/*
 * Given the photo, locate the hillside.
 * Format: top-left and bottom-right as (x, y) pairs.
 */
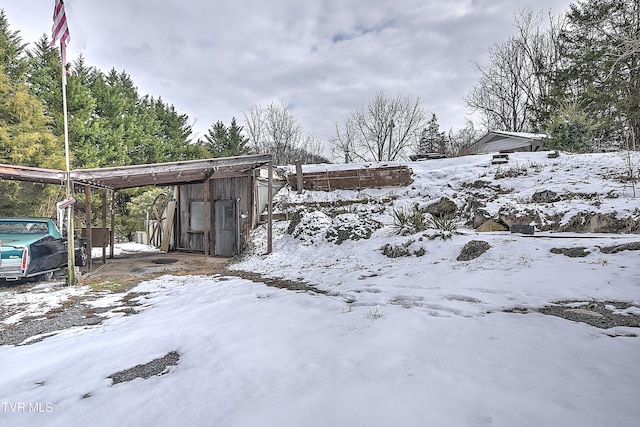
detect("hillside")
(275, 151), (640, 235)
(233, 150), (640, 321)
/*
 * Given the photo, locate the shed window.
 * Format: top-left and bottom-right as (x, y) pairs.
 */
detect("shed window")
(222, 205), (235, 231)
(190, 201), (205, 232)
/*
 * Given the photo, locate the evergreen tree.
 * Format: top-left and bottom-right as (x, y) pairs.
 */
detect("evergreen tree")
(553, 0), (640, 150)
(0, 10), (29, 83)
(26, 36), (62, 123)
(227, 117), (252, 156)
(146, 97), (199, 161)
(0, 66), (65, 215)
(202, 117), (252, 157)
(544, 101), (599, 153)
(418, 114), (447, 154)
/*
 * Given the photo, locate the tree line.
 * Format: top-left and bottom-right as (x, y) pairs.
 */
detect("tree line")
(466, 0), (639, 153)
(0, 9), (328, 231)
(332, 0), (638, 160)
(0, 0), (637, 226)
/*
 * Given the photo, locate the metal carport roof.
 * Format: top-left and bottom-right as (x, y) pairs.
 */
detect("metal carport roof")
(0, 154), (272, 190)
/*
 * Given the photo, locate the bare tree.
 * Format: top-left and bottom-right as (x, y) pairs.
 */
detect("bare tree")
(466, 7), (565, 133)
(330, 118), (358, 163)
(466, 37), (535, 132)
(448, 120), (481, 156)
(514, 8), (566, 129)
(242, 102), (324, 164)
(331, 91), (427, 162)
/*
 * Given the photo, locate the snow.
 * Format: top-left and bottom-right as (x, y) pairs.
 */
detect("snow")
(90, 242), (161, 259)
(1, 151), (639, 426)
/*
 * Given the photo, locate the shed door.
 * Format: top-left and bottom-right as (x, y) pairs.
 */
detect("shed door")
(215, 200), (237, 257)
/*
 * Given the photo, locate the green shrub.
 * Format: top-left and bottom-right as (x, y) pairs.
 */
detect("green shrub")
(428, 214), (458, 232)
(391, 207), (427, 236)
(424, 214), (460, 240)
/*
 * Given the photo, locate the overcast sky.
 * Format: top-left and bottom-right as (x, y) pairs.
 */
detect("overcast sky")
(2, 0), (573, 149)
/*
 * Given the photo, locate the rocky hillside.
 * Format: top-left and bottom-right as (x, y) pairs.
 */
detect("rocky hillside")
(272, 151), (639, 241)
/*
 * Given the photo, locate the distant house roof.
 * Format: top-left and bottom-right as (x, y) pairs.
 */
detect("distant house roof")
(469, 131), (548, 154)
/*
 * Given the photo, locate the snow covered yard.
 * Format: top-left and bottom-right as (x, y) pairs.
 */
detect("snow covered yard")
(1, 152), (639, 426)
(0, 268), (638, 426)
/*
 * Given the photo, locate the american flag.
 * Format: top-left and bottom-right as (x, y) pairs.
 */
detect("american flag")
(50, 0), (70, 47)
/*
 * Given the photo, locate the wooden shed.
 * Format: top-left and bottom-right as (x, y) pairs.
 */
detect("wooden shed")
(176, 177), (254, 256)
(0, 154), (274, 266)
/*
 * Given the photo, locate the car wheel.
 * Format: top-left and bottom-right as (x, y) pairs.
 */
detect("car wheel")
(75, 246), (88, 267)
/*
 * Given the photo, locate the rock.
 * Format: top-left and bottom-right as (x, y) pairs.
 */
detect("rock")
(476, 219), (508, 232)
(473, 210), (491, 229)
(531, 190), (561, 203)
(498, 207), (550, 230)
(381, 244), (411, 258)
(566, 308), (603, 318)
(560, 212), (640, 233)
(599, 241), (640, 254)
(425, 197), (458, 217)
(550, 247), (590, 258)
(457, 240), (491, 261)
(325, 214), (381, 245)
(511, 224), (535, 234)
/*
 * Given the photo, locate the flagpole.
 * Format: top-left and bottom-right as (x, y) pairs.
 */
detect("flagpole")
(61, 40), (75, 286)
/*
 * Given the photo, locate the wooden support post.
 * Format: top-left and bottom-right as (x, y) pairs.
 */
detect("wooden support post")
(110, 190), (115, 259)
(84, 185), (93, 271)
(161, 201), (176, 253)
(267, 161), (273, 254)
(203, 181), (210, 256)
(101, 189), (107, 264)
(295, 160), (303, 194)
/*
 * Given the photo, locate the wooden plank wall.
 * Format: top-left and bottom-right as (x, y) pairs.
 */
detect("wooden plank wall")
(287, 165), (413, 191)
(177, 183), (205, 252)
(177, 177), (252, 254)
(213, 176), (251, 249)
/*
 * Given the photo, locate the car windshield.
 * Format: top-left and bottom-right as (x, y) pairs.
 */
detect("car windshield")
(0, 222), (49, 234)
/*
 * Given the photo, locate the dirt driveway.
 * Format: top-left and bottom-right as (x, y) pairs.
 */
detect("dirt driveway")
(79, 252), (231, 287)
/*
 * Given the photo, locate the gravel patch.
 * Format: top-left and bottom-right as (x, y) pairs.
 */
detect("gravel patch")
(0, 301), (102, 346)
(108, 351), (180, 385)
(507, 300), (640, 335)
(0, 290), (149, 346)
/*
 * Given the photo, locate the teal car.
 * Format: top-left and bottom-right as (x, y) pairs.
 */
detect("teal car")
(0, 218), (87, 282)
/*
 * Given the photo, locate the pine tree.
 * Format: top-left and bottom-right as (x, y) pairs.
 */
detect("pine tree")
(0, 10), (29, 83)
(553, 0), (639, 150)
(545, 101), (598, 153)
(202, 117), (252, 158)
(147, 97), (198, 162)
(418, 114), (447, 155)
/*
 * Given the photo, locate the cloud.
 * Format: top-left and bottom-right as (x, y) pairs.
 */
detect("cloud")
(2, 0), (574, 149)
